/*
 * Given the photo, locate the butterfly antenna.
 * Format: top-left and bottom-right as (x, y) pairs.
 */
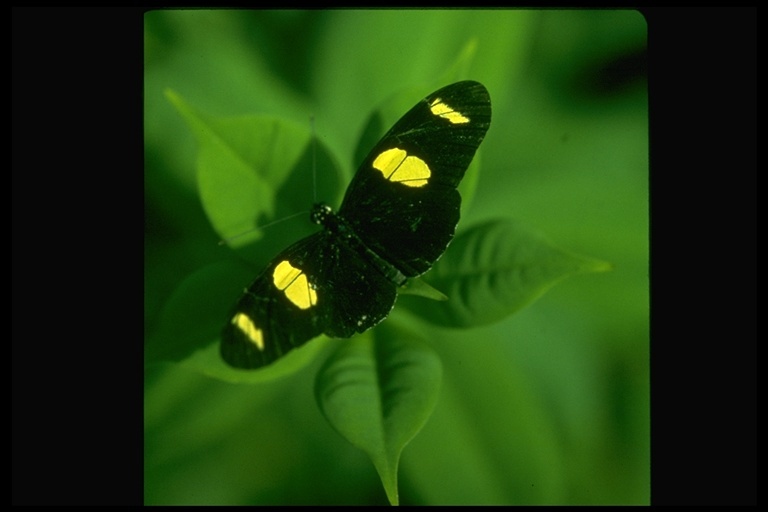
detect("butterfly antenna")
(218, 210), (309, 246)
(310, 114), (318, 204)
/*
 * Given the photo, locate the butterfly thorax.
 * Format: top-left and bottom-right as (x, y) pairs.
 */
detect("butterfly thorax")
(310, 202), (407, 286)
(310, 202), (334, 226)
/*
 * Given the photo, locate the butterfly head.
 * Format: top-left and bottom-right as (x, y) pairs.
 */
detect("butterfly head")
(310, 202), (334, 226)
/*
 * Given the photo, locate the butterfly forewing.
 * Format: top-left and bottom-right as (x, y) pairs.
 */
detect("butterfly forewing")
(221, 233), (326, 368)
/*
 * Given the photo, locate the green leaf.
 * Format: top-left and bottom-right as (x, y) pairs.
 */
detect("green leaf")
(398, 277), (449, 302)
(400, 219), (613, 328)
(165, 88), (345, 261)
(436, 38), (480, 86)
(315, 326), (443, 505)
(145, 260), (240, 366)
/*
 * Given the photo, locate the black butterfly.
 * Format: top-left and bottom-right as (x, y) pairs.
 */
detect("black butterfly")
(221, 81), (492, 369)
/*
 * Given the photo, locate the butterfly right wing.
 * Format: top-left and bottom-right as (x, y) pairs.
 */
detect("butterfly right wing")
(339, 81), (492, 277)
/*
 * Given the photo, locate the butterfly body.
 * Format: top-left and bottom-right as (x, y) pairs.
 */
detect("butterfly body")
(312, 203), (410, 287)
(222, 81), (491, 369)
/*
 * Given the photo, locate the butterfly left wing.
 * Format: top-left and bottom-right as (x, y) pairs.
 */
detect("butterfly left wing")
(221, 229), (398, 369)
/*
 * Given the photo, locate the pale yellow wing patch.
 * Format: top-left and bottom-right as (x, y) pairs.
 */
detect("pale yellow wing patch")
(231, 312), (265, 351)
(429, 97), (470, 124)
(372, 148), (430, 188)
(273, 260), (318, 310)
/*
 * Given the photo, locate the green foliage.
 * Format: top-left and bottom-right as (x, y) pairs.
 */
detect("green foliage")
(401, 219), (612, 328)
(315, 327), (442, 506)
(153, 80), (609, 503)
(145, 9), (648, 506)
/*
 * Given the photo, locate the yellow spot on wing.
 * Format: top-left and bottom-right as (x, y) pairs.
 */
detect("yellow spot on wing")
(273, 260), (318, 309)
(429, 97), (469, 124)
(373, 148), (430, 188)
(232, 312), (264, 351)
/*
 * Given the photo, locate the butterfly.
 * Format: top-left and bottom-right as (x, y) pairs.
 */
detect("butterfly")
(221, 80), (491, 369)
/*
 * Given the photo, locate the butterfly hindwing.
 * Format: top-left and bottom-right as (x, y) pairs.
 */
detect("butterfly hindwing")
(221, 81), (491, 369)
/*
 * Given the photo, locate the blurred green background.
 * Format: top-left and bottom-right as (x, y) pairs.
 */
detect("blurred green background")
(144, 9), (648, 505)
